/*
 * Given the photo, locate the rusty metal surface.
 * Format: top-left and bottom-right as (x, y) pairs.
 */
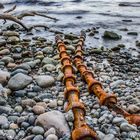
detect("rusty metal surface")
(74, 31), (140, 126)
(55, 35), (99, 140)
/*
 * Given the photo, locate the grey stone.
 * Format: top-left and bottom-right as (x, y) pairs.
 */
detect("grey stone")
(112, 117), (127, 125)
(110, 80), (125, 89)
(15, 63), (31, 71)
(0, 106), (13, 115)
(43, 64), (56, 72)
(8, 115), (19, 123)
(120, 123), (137, 131)
(32, 126), (44, 135)
(42, 47), (53, 54)
(34, 75), (55, 88)
(96, 131), (105, 140)
(0, 96), (6, 105)
(103, 134), (115, 140)
(0, 116), (8, 126)
(44, 127), (56, 138)
(6, 129), (16, 140)
(0, 38), (6, 46)
(8, 73), (32, 90)
(11, 69), (28, 76)
(49, 100), (57, 108)
(65, 110), (74, 122)
(1, 56), (14, 64)
(14, 90), (27, 97)
(127, 104), (140, 113)
(33, 135), (43, 140)
(14, 105), (23, 113)
(35, 111), (70, 137)
(46, 134), (58, 140)
(42, 57), (58, 65)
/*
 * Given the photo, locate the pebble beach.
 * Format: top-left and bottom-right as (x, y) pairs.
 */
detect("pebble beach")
(0, 0), (140, 140)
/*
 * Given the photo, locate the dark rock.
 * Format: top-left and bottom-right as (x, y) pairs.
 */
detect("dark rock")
(0, 3), (4, 9)
(0, 96), (6, 105)
(103, 31), (122, 40)
(136, 41), (140, 47)
(122, 19), (132, 22)
(127, 32), (138, 36)
(14, 90), (27, 97)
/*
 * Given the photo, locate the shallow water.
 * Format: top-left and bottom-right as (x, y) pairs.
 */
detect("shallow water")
(0, 0), (140, 50)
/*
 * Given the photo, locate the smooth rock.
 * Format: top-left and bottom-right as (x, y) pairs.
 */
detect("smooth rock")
(3, 31), (19, 37)
(35, 111), (70, 137)
(0, 41), (6, 47)
(49, 100), (57, 108)
(6, 129), (16, 140)
(32, 126), (44, 135)
(0, 49), (10, 55)
(0, 106), (13, 115)
(1, 56), (14, 64)
(127, 104), (140, 113)
(44, 128), (56, 138)
(42, 47), (53, 54)
(8, 73), (32, 90)
(0, 116), (8, 126)
(0, 96), (6, 105)
(57, 100), (63, 106)
(112, 117), (127, 125)
(14, 90), (27, 97)
(14, 105), (23, 113)
(33, 105), (45, 115)
(43, 64), (56, 72)
(104, 134), (115, 140)
(36, 102), (47, 108)
(120, 123), (137, 131)
(46, 134), (58, 140)
(0, 70), (10, 86)
(34, 75), (55, 88)
(110, 80), (125, 89)
(33, 135), (43, 140)
(42, 57), (58, 65)
(7, 36), (20, 44)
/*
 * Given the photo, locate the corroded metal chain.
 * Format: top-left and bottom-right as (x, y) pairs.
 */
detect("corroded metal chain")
(73, 31), (140, 126)
(55, 35), (99, 140)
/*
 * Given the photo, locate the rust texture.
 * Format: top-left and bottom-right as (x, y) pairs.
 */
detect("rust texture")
(55, 35), (99, 140)
(74, 31), (140, 126)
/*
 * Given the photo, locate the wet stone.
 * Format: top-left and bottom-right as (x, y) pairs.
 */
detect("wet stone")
(103, 31), (122, 40)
